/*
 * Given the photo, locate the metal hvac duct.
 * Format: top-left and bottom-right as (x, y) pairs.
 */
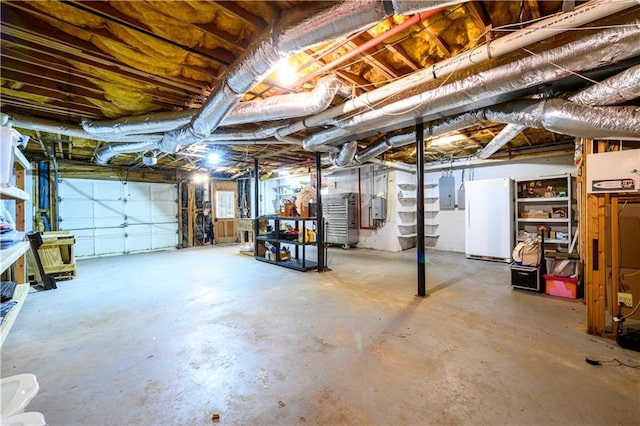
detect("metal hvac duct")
(303, 20), (640, 152)
(330, 141), (358, 167)
(485, 99), (640, 140)
(82, 75), (348, 136)
(89, 0), (452, 164)
(94, 141), (159, 165)
(478, 64), (640, 158)
(354, 110), (486, 163)
(157, 0), (393, 154)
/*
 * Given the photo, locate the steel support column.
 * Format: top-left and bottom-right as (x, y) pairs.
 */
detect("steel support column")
(416, 121), (427, 297)
(316, 152), (325, 272)
(253, 157), (259, 257)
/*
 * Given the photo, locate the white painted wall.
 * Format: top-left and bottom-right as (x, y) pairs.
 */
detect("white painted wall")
(427, 155), (575, 253)
(258, 154), (575, 254)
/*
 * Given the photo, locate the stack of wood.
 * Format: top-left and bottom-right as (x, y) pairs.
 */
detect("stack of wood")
(37, 231), (76, 280)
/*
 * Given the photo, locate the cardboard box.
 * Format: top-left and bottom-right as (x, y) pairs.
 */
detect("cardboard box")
(544, 275), (580, 299)
(521, 211), (550, 218)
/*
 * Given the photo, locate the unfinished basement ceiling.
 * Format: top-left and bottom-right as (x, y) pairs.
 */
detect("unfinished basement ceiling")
(1, 1), (639, 177)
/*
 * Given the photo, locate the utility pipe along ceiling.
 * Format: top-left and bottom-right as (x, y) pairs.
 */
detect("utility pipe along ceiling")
(1, 0), (639, 177)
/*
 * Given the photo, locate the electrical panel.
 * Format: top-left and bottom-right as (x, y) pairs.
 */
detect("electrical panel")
(372, 197), (386, 220)
(439, 175), (455, 210)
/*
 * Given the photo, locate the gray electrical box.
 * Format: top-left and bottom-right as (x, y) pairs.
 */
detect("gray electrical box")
(439, 175), (456, 210)
(372, 197), (387, 220)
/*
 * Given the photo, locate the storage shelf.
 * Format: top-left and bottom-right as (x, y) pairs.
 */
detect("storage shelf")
(515, 174), (577, 253)
(0, 283), (29, 346)
(256, 236), (316, 246)
(517, 237), (569, 244)
(0, 185), (30, 201)
(516, 218), (570, 223)
(398, 233), (417, 238)
(256, 256), (318, 272)
(424, 234), (440, 238)
(398, 183), (416, 191)
(516, 197), (569, 203)
(258, 215), (317, 221)
(14, 149), (31, 170)
(0, 242), (30, 274)
(424, 183), (438, 188)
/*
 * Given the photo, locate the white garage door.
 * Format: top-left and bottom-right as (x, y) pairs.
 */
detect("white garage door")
(58, 178), (178, 257)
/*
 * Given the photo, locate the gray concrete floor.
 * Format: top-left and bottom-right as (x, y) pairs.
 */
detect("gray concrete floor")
(2, 245), (639, 425)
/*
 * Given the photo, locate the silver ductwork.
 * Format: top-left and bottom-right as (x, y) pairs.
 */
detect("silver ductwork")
(82, 75), (348, 136)
(478, 64), (640, 159)
(354, 110), (486, 163)
(9, 113), (163, 143)
(161, 0), (391, 153)
(87, 0), (458, 163)
(330, 141), (358, 167)
(304, 20), (640, 152)
(569, 64), (640, 106)
(222, 75), (349, 125)
(476, 124), (525, 159)
(94, 141), (158, 165)
(485, 99), (640, 140)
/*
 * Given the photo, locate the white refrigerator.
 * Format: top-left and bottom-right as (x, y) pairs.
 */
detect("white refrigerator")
(464, 178), (513, 262)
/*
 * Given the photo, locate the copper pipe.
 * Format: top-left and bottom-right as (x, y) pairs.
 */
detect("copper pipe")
(286, 7), (446, 90)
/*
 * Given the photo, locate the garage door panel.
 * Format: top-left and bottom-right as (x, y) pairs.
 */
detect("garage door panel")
(151, 201), (177, 219)
(152, 184), (177, 201)
(59, 179), (94, 199)
(59, 178), (177, 258)
(96, 181), (124, 200)
(152, 225), (178, 249)
(94, 201), (124, 218)
(93, 217), (124, 228)
(72, 229), (96, 257)
(126, 201), (151, 219)
(60, 218), (93, 231)
(125, 182), (151, 200)
(59, 200), (94, 220)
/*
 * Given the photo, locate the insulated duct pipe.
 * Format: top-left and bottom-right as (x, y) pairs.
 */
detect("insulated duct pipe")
(485, 99), (640, 140)
(478, 64), (640, 158)
(305, 19), (640, 154)
(9, 113), (163, 143)
(330, 141), (358, 167)
(94, 141), (158, 165)
(87, 1), (452, 163)
(353, 110), (486, 163)
(157, 0), (405, 153)
(277, 0), (638, 140)
(569, 64), (640, 106)
(82, 75), (348, 136)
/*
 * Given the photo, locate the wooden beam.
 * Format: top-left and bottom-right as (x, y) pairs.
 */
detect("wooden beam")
(0, 13), (207, 94)
(384, 44), (419, 71)
(23, 1), (235, 64)
(210, 1), (267, 30)
(527, 0), (542, 19)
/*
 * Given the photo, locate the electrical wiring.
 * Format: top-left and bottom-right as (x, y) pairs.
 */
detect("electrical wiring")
(585, 357), (640, 368)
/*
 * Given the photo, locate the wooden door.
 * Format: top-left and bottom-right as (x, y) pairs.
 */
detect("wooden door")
(212, 180), (237, 243)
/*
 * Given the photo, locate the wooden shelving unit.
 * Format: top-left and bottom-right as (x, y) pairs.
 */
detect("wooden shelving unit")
(1, 146), (31, 346)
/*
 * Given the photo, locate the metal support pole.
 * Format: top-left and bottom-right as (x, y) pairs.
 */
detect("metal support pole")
(416, 120), (427, 297)
(315, 152), (324, 272)
(253, 157), (259, 257)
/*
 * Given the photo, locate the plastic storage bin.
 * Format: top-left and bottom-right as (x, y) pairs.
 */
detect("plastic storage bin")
(545, 257), (579, 277)
(544, 275), (580, 298)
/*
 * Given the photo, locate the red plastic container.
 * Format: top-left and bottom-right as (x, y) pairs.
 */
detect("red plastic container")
(544, 275), (580, 299)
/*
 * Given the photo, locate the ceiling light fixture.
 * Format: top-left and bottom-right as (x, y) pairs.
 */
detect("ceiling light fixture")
(192, 173), (209, 184)
(274, 59), (298, 88)
(207, 152), (220, 165)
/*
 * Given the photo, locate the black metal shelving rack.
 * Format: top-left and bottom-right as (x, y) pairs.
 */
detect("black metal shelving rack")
(253, 153), (325, 272)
